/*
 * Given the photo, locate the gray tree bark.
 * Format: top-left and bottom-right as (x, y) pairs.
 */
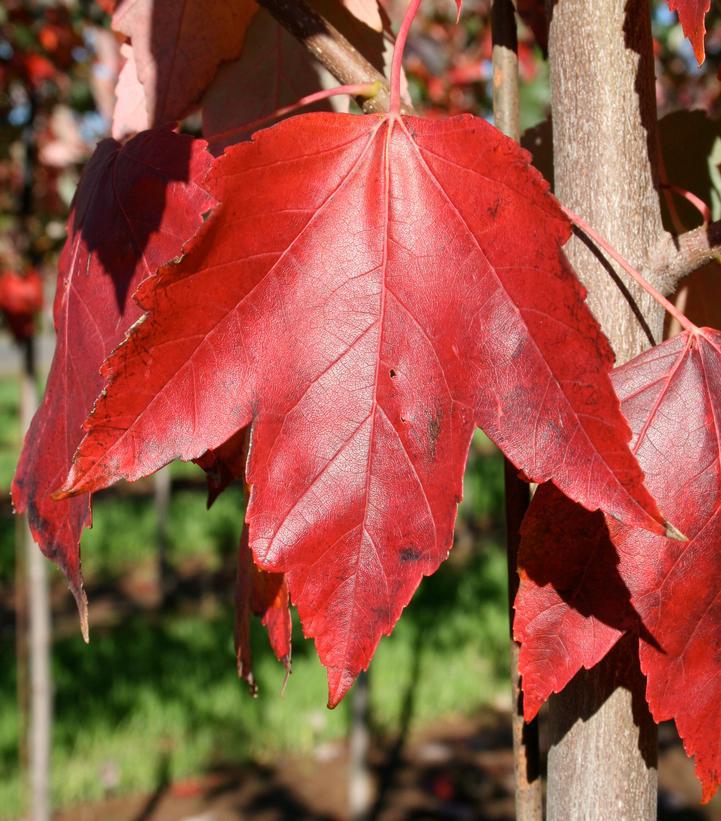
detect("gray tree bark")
(546, 0), (667, 816)
(153, 467), (172, 604)
(20, 339), (52, 821)
(349, 670), (372, 820)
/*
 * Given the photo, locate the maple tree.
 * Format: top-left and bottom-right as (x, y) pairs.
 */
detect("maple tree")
(11, 0), (721, 816)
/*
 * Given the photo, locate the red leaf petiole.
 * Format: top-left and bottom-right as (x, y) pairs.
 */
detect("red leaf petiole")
(562, 205), (699, 336)
(662, 183), (712, 223)
(209, 82), (382, 145)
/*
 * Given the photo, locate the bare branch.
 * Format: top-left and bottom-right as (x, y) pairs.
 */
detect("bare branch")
(647, 221), (721, 293)
(257, 0), (411, 114)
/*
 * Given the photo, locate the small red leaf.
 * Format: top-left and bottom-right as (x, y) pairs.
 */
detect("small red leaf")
(195, 428), (249, 509)
(615, 329), (721, 801)
(235, 526), (292, 695)
(11, 129), (213, 621)
(516, 329), (721, 800)
(0, 268), (43, 341)
(668, 0), (710, 63)
(62, 112), (664, 703)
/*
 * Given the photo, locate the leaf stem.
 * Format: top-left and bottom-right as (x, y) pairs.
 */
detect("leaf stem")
(210, 82), (381, 145)
(562, 205), (699, 335)
(662, 183), (712, 223)
(390, 0), (423, 115)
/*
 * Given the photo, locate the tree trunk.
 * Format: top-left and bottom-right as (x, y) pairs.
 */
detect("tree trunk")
(20, 338), (52, 821)
(153, 467), (172, 605)
(349, 670), (372, 820)
(491, 2), (542, 817)
(546, 0), (666, 816)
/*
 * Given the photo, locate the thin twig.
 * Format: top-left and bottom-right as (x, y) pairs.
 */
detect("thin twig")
(564, 205), (699, 335)
(389, 0), (421, 115)
(491, 1), (543, 818)
(209, 82), (380, 143)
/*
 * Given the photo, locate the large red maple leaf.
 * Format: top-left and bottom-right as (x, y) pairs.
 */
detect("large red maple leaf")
(516, 328), (721, 800)
(60, 111), (666, 704)
(11, 129), (213, 626)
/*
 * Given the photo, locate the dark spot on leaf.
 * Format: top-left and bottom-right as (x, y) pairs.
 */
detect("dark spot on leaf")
(389, 369), (396, 378)
(428, 413), (441, 459)
(400, 547), (422, 562)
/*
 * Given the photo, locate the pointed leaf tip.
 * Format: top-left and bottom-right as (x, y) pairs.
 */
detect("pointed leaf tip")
(75, 586), (89, 644)
(667, 0), (709, 65)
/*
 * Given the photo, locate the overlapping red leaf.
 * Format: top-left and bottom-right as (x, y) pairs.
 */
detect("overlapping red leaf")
(516, 328), (721, 800)
(112, 0), (257, 127)
(196, 429), (293, 687)
(195, 428), (250, 509)
(60, 111), (664, 704)
(514, 482), (633, 719)
(11, 129), (213, 624)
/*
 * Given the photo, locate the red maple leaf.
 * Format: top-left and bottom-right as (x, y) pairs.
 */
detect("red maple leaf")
(58, 111), (668, 704)
(516, 328), (721, 800)
(112, 0), (257, 127)
(11, 129), (213, 627)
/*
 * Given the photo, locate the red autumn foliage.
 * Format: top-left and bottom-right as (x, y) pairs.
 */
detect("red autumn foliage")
(10, 0), (721, 802)
(235, 527), (292, 695)
(11, 129), (213, 626)
(0, 268), (43, 341)
(516, 328), (721, 800)
(58, 110), (665, 704)
(668, 0), (710, 63)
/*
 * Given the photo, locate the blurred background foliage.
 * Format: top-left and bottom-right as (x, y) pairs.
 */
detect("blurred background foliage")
(1, 0), (720, 816)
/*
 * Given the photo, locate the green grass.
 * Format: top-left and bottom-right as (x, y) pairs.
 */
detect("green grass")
(0, 537), (508, 818)
(0, 377), (20, 495)
(79, 483), (245, 581)
(0, 372), (509, 817)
